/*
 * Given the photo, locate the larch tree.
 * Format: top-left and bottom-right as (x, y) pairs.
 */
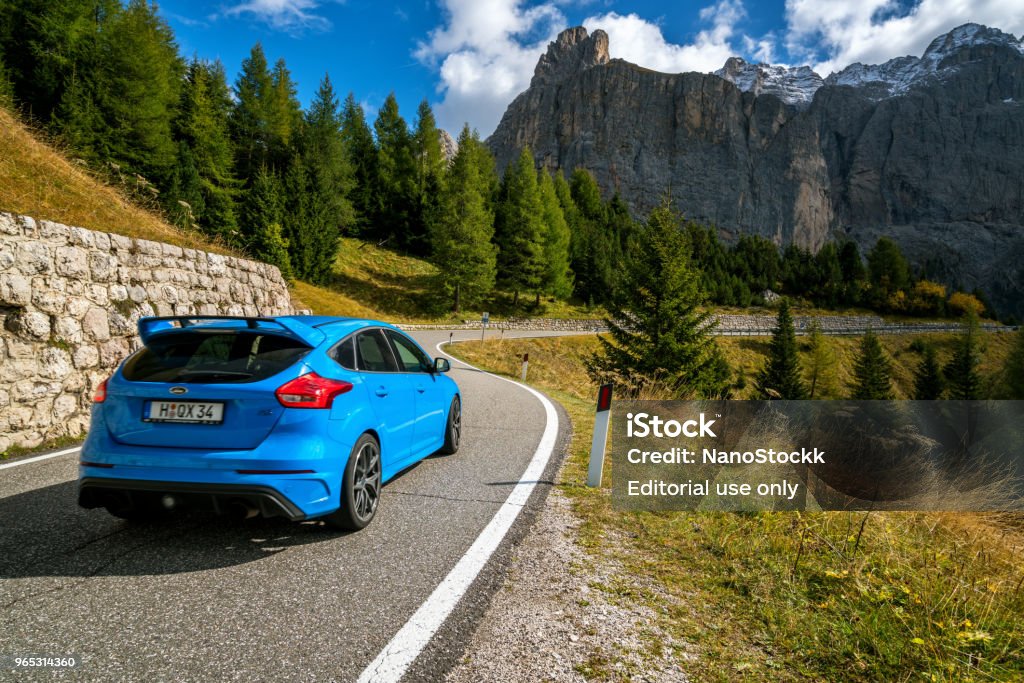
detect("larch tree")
(429, 124), (497, 313)
(173, 58), (239, 240)
(536, 169), (573, 300)
(411, 99), (446, 256)
(340, 92), (379, 238)
(231, 43), (274, 182)
(373, 93), (417, 249)
(849, 329), (894, 399)
(493, 147), (546, 306)
(755, 299), (808, 399)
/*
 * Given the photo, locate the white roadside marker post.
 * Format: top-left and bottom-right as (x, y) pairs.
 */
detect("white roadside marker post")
(520, 353), (529, 381)
(481, 311), (489, 341)
(587, 384), (613, 488)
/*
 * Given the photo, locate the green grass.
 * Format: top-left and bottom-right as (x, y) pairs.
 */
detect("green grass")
(447, 334), (1024, 682)
(293, 237), (606, 323)
(0, 433), (85, 460)
(0, 108), (232, 253)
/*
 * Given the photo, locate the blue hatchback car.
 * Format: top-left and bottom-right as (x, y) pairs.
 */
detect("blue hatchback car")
(77, 315), (461, 530)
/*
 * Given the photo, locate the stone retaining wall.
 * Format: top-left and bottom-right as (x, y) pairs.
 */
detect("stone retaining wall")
(0, 212), (293, 453)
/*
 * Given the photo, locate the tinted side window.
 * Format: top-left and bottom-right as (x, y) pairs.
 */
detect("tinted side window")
(332, 336), (356, 370)
(386, 330), (431, 372)
(355, 330), (399, 372)
(122, 332), (310, 383)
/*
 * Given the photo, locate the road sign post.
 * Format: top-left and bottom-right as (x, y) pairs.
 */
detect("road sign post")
(587, 384), (613, 488)
(520, 353), (529, 381)
(481, 312), (489, 341)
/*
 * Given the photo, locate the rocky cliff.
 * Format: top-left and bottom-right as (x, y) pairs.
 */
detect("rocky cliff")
(488, 24), (1024, 318)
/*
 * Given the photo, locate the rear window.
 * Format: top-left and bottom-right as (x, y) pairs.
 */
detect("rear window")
(122, 331), (310, 383)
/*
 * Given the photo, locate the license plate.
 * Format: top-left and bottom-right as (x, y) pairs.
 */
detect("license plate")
(144, 400), (224, 424)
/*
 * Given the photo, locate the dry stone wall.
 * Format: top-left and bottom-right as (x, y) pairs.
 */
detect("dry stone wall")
(0, 212), (294, 453)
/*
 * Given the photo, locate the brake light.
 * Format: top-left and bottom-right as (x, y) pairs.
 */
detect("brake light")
(275, 372), (353, 409)
(92, 377), (109, 403)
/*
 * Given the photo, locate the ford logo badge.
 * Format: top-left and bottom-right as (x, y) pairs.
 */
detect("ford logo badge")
(169, 386), (188, 395)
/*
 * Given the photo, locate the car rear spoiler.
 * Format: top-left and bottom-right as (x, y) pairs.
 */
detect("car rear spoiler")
(137, 316), (326, 347)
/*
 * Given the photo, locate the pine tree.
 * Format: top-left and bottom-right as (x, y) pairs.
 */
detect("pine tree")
(850, 329), (893, 399)
(867, 237), (911, 308)
(94, 0), (182, 186)
(755, 300), (808, 399)
(286, 74), (354, 283)
(165, 141), (204, 231)
(175, 58), (239, 239)
(945, 315), (983, 399)
(231, 43), (274, 182)
(241, 165), (291, 277)
(494, 148), (546, 306)
(411, 99), (446, 255)
(429, 125), (497, 313)
(266, 57), (302, 168)
(804, 318), (838, 398)
(373, 93), (416, 249)
(999, 327), (1024, 399)
(587, 199), (728, 398)
(567, 169), (614, 305)
(913, 345), (945, 399)
(536, 169), (573, 300)
(341, 93), (379, 237)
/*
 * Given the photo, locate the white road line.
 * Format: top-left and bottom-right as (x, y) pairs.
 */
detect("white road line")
(0, 446), (81, 470)
(357, 339), (560, 683)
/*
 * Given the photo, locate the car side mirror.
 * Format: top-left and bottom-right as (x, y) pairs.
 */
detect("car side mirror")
(433, 357), (451, 373)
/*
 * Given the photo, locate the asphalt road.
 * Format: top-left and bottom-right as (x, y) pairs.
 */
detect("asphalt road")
(0, 329), (583, 682)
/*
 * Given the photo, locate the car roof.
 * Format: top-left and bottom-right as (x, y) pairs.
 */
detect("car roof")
(274, 315), (401, 338)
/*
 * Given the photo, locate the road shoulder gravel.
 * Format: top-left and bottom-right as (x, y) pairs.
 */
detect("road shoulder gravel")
(445, 480), (695, 682)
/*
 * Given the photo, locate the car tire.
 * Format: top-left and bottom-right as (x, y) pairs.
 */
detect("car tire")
(326, 433), (381, 531)
(438, 396), (461, 455)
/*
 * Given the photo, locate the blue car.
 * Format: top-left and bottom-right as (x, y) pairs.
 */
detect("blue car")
(77, 315), (461, 531)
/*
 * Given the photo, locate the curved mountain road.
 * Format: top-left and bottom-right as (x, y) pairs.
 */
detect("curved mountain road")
(0, 329), (584, 682)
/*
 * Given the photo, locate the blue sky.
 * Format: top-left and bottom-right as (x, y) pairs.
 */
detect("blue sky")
(158, 0), (1024, 136)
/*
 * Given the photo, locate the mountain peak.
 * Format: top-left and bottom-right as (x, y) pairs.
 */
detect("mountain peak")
(714, 57), (823, 107)
(531, 27), (609, 87)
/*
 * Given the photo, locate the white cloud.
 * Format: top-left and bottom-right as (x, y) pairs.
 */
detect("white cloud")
(784, 0), (1024, 75)
(222, 0), (333, 34)
(416, 0), (567, 136)
(420, 0), (754, 136)
(583, 2), (745, 74)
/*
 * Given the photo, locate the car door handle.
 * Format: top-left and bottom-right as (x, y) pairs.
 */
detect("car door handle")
(415, 385), (426, 393)
(375, 386), (388, 397)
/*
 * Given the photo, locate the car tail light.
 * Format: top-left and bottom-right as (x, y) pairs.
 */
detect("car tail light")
(92, 377), (109, 403)
(275, 372), (353, 409)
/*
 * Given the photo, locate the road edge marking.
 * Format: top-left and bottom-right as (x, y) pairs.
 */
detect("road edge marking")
(0, 446), (81, 470)
(356, 339), (560, 683)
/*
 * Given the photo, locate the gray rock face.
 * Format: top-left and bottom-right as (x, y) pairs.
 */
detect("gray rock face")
(438, 128), (458, 163)
(488, 24), (1024, 318)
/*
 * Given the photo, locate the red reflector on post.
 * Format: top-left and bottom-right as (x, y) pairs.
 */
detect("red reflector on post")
(275, 372), (353, 409)
(596, 383), (613, 412)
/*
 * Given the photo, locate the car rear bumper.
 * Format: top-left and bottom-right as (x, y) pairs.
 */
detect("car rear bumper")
(78, 477), (308, 520)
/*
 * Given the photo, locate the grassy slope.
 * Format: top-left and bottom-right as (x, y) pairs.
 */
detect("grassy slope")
(0, 109), (219, 251)
(448, 333), (1024, 682)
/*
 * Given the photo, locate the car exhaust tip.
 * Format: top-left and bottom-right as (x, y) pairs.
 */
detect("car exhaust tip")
(161, 494), (176, 510)
(226, 499), (259, 520)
